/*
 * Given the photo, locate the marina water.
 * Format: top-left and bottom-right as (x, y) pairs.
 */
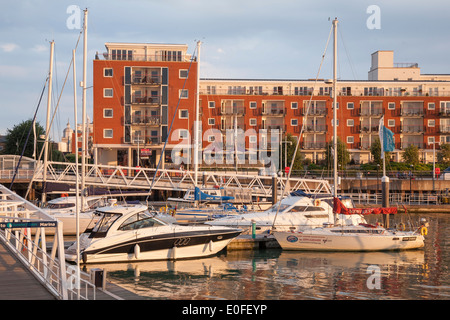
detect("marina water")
(82, 212), (449, 300)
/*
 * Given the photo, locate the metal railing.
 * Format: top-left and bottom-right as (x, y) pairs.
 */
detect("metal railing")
(30, 161), (332, 196)
(0, 184), (113, 300)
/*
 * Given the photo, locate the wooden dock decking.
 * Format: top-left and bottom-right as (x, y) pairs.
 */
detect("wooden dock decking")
(0, 241), (55, 300)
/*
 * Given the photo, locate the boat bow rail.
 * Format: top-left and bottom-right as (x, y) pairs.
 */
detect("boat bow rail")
(31, 160), (332, 196)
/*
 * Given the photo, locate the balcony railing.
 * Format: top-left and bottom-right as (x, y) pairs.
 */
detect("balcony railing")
(401, 125), (423, 133)
(401, 109), (424, 116)
(131, 135), (161, 145)
(302, 107), (327, 116)
(302, 142), (326, 149)
(131, 75), (161, 85)
(360, 108), (383, 116)
(220, 106), (245, 115)
(131, 116), (161, 126)
(131, 95), (161, 105)
(262, 107), (285, 116)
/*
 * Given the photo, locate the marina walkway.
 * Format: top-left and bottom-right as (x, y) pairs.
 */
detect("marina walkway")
(0, 241), (55, 300)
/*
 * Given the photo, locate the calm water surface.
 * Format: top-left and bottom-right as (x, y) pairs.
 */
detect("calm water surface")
(84, 213), (449, 300)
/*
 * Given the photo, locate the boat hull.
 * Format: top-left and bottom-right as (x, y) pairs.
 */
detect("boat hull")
(66, 229), (241, 263)
(273, 231), (425, 251)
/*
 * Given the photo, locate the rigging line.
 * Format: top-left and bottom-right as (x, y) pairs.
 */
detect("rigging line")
(145, 44), (199, 203)
(24, 35), (84, 200)
(10, 77), (49, 189)
(338, 25), (358, 81)
(271, 23), (333, 231)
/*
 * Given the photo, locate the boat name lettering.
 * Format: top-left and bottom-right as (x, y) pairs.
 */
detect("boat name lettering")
(174, 237), (191, 246)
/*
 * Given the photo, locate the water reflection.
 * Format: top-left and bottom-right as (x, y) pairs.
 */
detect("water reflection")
(83, 213), (449, 300)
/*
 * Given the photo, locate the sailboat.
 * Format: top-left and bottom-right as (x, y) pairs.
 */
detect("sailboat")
(272, 18), (426, 251)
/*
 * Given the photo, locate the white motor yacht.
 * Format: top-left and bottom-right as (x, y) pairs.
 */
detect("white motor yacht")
(206, 192), (364, 234)
(272, 197), (426, 252)
(65, 204), (242, 263)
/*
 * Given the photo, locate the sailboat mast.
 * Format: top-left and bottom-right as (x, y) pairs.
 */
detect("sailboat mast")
(81, 9), (88, 205)
(194, 40), (201, 186)
(42, 40), (54, 203)
(332, 18), (338, 197)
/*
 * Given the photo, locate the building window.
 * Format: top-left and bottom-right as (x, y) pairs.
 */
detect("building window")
(291, 119), (298, 126)
(428, 102), (435, 110)
(347, 119), (354, 127)
(103, 108), (113, 118)
(208, 118), (215, 125)
(428, 136), (435, 144)
(179, 89), (188, 99)
(249, 135), (257, 143)
(104, 68), (113, 77)
(104, 88), (113, 98)
(428, 119), (435, 127)
(207, 86), (216, 94)
(207, 135), (215, 142)
(291, 102), (298, 109)
(347, 102), (354, 110)
(347, 136), (354, 144)
(388, 102), (395, 110)
(249, 118), (257, 126)
(103, 129), (113, 138)
(179, 129), (189, 139)
(179, 109), (189, 119)
(250, 102), (257, 109)
(388, 119), (395, 127)
(179, 69), (188, 78)
(208, 101), (215, 109)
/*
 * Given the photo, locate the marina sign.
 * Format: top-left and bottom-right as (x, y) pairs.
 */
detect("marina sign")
(0, 221), (57, 229)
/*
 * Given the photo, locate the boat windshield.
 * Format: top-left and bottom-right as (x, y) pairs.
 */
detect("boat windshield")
(270, 203), (291, 213)
(118, 211), (166, 231)
(91, 213), (121, 236)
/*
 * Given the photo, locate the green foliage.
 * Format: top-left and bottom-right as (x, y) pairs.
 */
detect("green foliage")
(281, 134), (304, 171)
(437, 144), (450, 168)
(324, 136), (350, 169)
(370, 137), (391, 166)
(401, 144), (420, 165)
(2, 120), (45, 158)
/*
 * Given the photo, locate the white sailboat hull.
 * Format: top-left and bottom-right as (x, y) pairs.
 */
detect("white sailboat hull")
(273, 229), (424, 251)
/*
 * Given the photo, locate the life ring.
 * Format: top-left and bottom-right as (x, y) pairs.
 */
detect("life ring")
(420, 226), (428, 236)
(314, 199), (321, 207)
(398, 223), (406, 231)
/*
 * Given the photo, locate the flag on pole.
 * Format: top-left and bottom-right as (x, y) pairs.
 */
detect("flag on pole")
(379, 116), (395, 158)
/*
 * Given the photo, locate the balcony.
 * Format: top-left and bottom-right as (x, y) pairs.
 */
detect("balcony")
(131, 95), (161, 105)
(401, 125), (423, 134)
(360, 108), (383, 117)
(304, 125), (327, 133)
(130, 135), (161, 145)
(262, 107), (285, 116)
(131, 74), (161, 85)
(401, 109), (424, 116)
(131, 115), (161, 126)
(301, 142), (326, 150)
(302, 107), (327, 116)
(220, 106), (245, 115)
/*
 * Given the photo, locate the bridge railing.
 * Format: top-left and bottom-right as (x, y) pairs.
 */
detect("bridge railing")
(32, 161), (332, 196)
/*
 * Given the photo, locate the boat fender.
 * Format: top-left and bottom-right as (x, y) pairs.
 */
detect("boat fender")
(314, 199), (321, 206)
(420, 226), (428, 236)
(134, 244), (140, 259)
(209, 240), (213, 252)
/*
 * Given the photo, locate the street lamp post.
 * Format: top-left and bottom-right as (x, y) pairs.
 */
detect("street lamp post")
(410, 164), (413, 204)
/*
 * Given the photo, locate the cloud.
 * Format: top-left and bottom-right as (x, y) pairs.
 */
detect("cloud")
(0, 43), (19, 52)
(32, 44), (47, 53)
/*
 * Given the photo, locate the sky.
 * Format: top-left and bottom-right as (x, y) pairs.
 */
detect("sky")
(1, 0), (450, 141)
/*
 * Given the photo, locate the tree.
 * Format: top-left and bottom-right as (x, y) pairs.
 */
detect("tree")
(2, 120), (45, 158)
(437, 143), (450, 168)
(281, 134), (304, 172)
(402, 144), (420, 165)
(324, 137), (350, 170)
(370, 137), (391, 166)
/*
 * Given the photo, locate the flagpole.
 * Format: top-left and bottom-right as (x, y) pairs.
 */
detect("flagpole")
(380, 116), (390, 228)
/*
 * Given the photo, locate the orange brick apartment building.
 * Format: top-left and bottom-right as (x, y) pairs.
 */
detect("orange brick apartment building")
(92, 44), (450, 170)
